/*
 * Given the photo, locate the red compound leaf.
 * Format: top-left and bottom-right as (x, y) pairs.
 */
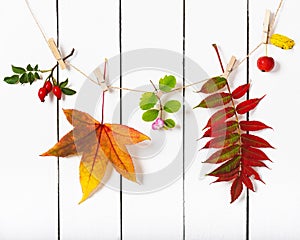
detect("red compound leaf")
(196, 75), (273, 203)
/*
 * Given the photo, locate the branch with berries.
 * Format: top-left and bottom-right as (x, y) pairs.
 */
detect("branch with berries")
(4, 49), (76, 102)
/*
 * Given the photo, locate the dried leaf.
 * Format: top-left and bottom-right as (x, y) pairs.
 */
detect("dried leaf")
(194, 92), (231, 108)
(201, 121), (238, 138)
(240, 120), (272, 131)
(203, 107), (235, 129)
(198, 80), (273, 203)
(242, 146), (270, 161)
(230, 177), (243, 203)
(204, 144), (240, 164)
(241, 134), (274, 148)
(243, 166), (265, 183)
(208, 155), (241, 176)
(243, 158), (269, 168)
(231, 84), (250, 99)
(241, 174), (254, 191)
(236, 95), (265, 115)
(41, 109), (150, 203)
(202, 133), (240, 149)
(270, 33), (295, 50)
(212, 168), (239, 183)
(198, 76), (227, 93)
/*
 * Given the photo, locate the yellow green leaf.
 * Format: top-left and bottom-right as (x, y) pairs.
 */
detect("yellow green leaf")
(270, 33), (295, 50)
(41, 109), (150, 203)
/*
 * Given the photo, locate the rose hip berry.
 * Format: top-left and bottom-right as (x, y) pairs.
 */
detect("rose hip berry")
(52, 86), (62, 100)
(44, 80), (53, 94)
(257, 56), (275, 72)
(38, 87), (47, 102)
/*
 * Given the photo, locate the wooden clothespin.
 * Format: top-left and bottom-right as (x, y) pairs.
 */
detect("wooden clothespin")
(93, 65), (109, 92)
(223, 56), (236, 79)
(48, 38), (66, 70)
(262, 9), (271, 44)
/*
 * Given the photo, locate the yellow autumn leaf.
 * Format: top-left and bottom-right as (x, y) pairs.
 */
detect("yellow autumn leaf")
(41, 109), (150, 203)
(270, 33), (295, 50)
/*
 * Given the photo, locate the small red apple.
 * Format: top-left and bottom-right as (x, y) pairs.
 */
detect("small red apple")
(257, 56), (275, 72)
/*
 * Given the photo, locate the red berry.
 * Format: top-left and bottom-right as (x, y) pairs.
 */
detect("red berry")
(38, 87), (47, 102)
(44, 81), (53, 94)
(257, 56), (275, 72)
(52, 86), (62, 100)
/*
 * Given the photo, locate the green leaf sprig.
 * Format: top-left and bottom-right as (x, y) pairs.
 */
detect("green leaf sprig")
(139, 75), (181, 130)
(4, 64), (41, 85)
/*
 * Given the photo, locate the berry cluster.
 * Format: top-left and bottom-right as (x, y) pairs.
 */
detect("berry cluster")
(3, 64), (76, 103)
(38, 78), (76, 102)
(38, 81), (63, 102)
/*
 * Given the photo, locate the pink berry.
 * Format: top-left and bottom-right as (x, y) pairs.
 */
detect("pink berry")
(152, 118), (164, 130)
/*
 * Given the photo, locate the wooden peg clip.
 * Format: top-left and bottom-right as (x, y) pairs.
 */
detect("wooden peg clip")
(48, 38), (66, 70)
(223, 56), (236, 79)
(93, 67), (109, 92)
(262, 9), (271, 44)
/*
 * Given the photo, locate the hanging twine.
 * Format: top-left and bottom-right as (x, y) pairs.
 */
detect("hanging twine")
(24, 0), (284, 96)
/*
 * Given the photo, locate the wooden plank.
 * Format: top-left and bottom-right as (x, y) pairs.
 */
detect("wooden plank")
(58, 0), (121, 239)
(121, 0), (184, 238)
(185, 0), (247, 238)
(249, 0), (300, 238)
(0, 0), (58, 239)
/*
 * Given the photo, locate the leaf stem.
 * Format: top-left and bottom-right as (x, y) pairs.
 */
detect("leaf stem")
(101, 59), (108, 125)
(212, 44), (225, 73)
(150, 80), (163, 119)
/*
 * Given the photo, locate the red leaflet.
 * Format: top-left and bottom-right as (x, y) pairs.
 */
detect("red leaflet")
(230, 177), (243, 203)
(201, 121), (238, 138)
(241, 174), (255, 191)
(243, 158), (269, 168)
(198, 76), (227, 93)
(236, 95), (265, 114)
(240, 120), (272, 131)
(241, 134), (274, 148)
(203, 107), (235, 129)
(208, 155), (241, 176)
(204, 144), (240, 164)
(243, 166), (265, 184)
(212, 168), (239, 183)
(242, 146), (270, 161)
(202, 133), (240, 149)
(232, 83), (250, 99)
(195, 92), (231, 108)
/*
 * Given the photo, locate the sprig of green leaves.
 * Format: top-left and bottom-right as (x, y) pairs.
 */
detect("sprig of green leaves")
(4, 64), (41, 85)
(139, 75), (181, 130)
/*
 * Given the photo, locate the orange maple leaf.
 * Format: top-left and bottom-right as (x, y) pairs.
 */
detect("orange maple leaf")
(41, 109), (150, 203)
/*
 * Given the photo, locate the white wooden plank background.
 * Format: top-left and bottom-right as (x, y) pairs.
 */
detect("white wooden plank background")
(0, 0), (299, 239)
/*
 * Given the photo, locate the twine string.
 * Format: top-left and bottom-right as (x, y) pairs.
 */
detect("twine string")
(24, 0), (49, 44)
(24, 0), (282, 96)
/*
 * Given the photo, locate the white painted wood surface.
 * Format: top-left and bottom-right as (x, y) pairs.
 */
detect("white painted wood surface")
(249, 1), (300, 239)
(0, 0), (299, 239)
